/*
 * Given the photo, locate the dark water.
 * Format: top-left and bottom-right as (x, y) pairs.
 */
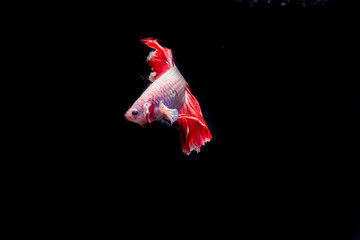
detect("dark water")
(20, 1), (359, 239)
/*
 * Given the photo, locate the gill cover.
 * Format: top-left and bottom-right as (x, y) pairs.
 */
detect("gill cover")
(143, 102), (154, 124)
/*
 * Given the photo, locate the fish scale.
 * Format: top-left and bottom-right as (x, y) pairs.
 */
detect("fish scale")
(141, 67), (186, 109)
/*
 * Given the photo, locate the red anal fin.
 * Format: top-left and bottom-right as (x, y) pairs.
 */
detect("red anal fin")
(175, 84), (212, 155)
(143, 102), (154, 124)
(178, 114), (206, 127)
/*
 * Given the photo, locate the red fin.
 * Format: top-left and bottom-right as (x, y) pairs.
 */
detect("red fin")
(140, 38), (174, 81)
(174, 84), (212, 155)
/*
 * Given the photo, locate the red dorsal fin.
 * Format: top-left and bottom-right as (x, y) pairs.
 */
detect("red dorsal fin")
(174, 84), (212, 155)
(140, 38), (174, 82)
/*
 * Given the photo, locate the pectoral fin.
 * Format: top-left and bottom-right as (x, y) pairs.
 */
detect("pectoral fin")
(158, 101), (178, 125)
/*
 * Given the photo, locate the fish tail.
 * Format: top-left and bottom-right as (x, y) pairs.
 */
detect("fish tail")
(140, 38), (174, 81)
(174, 84), (212, 155)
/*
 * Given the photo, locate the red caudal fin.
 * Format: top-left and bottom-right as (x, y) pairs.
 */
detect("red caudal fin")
(140, 38), (174, 82)
(174, 84), (212, 155)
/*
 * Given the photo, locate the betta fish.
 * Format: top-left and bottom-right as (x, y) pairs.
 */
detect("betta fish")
(124, 38), (211, 155)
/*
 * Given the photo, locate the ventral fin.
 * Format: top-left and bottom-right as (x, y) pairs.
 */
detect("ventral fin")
(158, 101), (178, 125)
(143, 102), (154, 124)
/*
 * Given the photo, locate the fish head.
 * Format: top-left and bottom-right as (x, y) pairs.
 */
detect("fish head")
(124, 102), (147, 127)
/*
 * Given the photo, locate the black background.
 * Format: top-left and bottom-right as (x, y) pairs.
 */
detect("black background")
(21, 1), (359, 239)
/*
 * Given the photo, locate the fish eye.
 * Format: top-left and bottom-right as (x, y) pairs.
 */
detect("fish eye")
(132, 109), (138, 116)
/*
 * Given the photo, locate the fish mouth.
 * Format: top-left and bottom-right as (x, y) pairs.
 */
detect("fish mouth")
(124, 112), (147, 128)
(124, 112), (133, 121)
